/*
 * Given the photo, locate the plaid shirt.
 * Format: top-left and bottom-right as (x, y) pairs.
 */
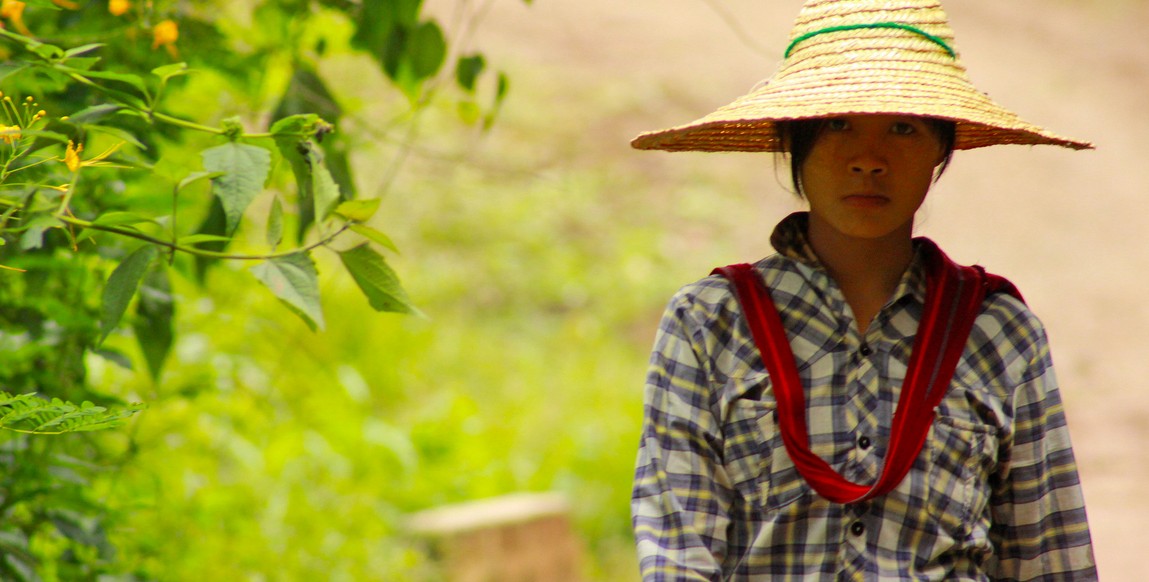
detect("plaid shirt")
(632, 213), (1096, 581)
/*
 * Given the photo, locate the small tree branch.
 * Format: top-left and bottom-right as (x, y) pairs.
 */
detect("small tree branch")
(53, 213), (354, 261)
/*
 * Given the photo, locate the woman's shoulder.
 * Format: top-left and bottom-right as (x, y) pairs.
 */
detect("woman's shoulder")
(979, 285), (1045, 334)
(665, 254), (796, 315)
(969, 284), (1054, 377)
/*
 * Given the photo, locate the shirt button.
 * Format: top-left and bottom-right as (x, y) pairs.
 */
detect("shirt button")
(859, 344), (873, 357)
(858, 436), (872, 450)
(850, 521), (866, 536)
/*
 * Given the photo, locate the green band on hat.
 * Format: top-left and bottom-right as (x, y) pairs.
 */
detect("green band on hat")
(784, 22), (956, 59)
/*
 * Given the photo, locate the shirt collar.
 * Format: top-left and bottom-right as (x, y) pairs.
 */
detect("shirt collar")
(768, 211), (927, 336)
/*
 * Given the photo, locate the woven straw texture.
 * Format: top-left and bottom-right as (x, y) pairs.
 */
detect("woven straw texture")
(631, 0), (1091, 152)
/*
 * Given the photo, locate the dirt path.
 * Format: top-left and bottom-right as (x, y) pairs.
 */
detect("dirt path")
(473, 0), (1149, 578)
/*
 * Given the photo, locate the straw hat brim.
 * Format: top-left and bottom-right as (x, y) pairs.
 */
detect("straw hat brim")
(631, 1), (1093, 153)
(632, 91), (1093, 152)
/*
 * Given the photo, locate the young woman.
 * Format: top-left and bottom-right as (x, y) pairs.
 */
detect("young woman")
(629, 1), (1097, 580)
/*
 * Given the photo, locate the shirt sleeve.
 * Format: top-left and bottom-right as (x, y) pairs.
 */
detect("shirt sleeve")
(632, 291), (736, 582)
(987, 329), (1097, 581)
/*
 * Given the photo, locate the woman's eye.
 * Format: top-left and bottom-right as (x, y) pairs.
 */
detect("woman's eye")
(891, 122), (916, 135)
(826, 118), (849, 131)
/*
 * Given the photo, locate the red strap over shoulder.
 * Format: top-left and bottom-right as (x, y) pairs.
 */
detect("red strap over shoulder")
(713, 239), (1021, 504)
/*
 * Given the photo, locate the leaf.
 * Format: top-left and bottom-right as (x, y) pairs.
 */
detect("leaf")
(61, 57), (100, 71)
(48, 65), (146, 109)
(201, 142), (272, 235)
(338, 244), (419, 315)
(349, 223), (399, 254)
(86, 124), (147, 150)
(322, 143), (357, 203)
(251, 253), (325, 331)
(267, 196), (284, 250)
(334, 199), (380, 222)
(409, 21), (447, 80)
(271, 116), (319, 242)
(177, 170), (220, 192)
(456, 54), (485, 92)
(66, 104), (124, 125)
(63, 43), (106, 58)
(496, 71), (510, 101)
(484, 72), (511, 130)
(351, 0), (423, 57)
(313, 160), (341, 222)
(19, 215), (62, 250)
(59, 66), (147, 94)
(99, 246), (159, 344)
(175, 233), (232, 246)
(32, 43), (65, 60)
(270, 69), (357, 202)
(133, 267), (174, 380)
(93, 348), (133, 370)
(269, 113), (323, 138)
(152, 62), (189, 82)
(0, 392), (145, 435)
(271, 116), (342, 225)
(91, 211), (157, 229)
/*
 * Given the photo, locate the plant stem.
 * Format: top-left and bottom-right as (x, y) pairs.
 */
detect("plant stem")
(53, 212), (353, 261)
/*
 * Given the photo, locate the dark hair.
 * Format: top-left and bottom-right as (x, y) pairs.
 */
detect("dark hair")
(777, 117), (957, 197)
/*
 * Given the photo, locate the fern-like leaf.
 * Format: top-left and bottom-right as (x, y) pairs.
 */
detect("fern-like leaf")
(0, 393), (144, 435)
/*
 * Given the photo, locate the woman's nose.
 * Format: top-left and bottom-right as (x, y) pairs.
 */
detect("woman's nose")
(849, 154), (887, 176)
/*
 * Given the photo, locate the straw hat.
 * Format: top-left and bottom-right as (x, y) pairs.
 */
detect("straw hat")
(631, 0), (1091, 152)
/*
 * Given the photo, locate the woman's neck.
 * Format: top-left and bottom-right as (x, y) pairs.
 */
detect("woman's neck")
(806, 215), (914, 334)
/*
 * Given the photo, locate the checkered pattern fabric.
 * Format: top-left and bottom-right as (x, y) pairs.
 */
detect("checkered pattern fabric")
(632, 213), (1096, 580)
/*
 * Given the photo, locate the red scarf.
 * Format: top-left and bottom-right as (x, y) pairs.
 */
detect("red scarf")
(713, 239), (1021, 504)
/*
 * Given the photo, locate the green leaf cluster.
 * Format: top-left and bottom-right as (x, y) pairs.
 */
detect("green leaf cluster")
(0, 0), (530, 577)
(0, 392), (143, 435)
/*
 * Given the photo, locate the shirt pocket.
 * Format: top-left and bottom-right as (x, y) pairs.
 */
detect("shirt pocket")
(924, 414), (998, 534)
(721, 393), (806, 512)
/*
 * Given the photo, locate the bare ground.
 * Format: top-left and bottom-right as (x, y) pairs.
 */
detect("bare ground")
(468, 0), (1149, 578)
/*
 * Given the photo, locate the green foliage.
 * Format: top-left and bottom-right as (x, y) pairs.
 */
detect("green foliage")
(0, 392), (143, 435)
(251, 252), (325, 332)
(0, 0), (529, 577)
(99, 245), (158, 344)
(200, 140), (272, 236)
(339, 244), (419, 316)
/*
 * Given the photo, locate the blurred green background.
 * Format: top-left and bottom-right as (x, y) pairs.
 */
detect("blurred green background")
(60, 1), (744, 578)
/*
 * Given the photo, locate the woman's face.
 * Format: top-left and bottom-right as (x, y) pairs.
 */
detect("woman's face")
(800, 114), (945, 241)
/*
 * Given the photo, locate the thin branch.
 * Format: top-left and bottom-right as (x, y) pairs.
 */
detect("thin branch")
(54, 215), (354, 261)
(697, 0), (773, 57)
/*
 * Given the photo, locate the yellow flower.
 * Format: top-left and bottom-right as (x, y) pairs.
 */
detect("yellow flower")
(64, 141), (83, 172)
(0, 0), (24, 20)
(152, 19), (179, 58)
(0, 0), (30, 36)
(108, 0), (130, 16)
(63, 140), (126, 173)
(0, 125), (20, 145)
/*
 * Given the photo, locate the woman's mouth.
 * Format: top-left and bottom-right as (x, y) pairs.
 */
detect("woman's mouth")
(842, 193), (890, 208)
